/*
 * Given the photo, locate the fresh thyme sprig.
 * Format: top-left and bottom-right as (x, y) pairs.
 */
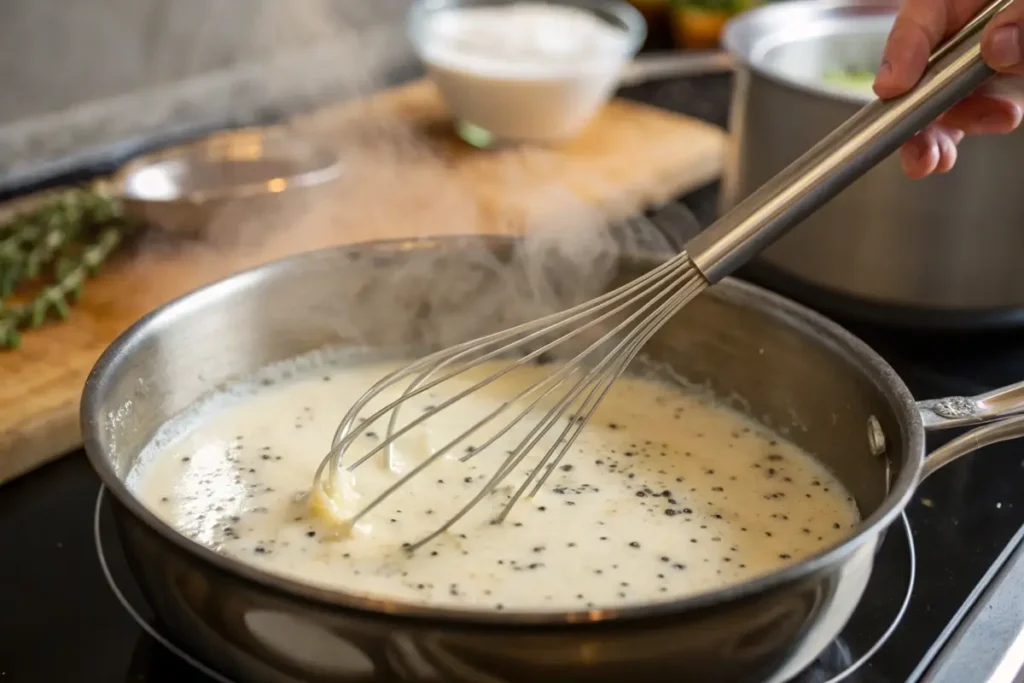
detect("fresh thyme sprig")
(0, 187), (129, 350)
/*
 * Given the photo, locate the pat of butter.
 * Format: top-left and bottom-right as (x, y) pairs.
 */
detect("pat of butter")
(309, 470), (362, 532)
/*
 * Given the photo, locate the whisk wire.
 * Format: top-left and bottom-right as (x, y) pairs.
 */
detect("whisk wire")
(334, 364), (588, 533)
(522, 274), (706, 502)
(326, 259), (701, 539)
(499, 272), (708, 522)
(313, 249), (708, 550)
(376, 252), (694, 463)
(401, 264), (705, 550)
(320, 253), (693, 482)
(405, 270), (706, 550)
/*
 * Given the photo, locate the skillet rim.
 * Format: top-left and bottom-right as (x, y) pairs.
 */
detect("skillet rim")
(81, 235), (923, 628)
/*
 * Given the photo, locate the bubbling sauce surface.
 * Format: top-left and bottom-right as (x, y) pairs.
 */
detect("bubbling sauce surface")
(133, 357), (860, 612)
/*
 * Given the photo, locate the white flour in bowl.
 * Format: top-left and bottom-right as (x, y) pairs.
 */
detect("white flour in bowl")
(414, 3), (637, 143)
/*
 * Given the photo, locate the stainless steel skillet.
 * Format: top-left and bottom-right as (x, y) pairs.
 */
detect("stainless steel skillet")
(82, 236), (1024, 683)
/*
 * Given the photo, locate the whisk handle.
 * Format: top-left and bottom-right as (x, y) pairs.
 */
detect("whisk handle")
(687, 0), (1013, 284)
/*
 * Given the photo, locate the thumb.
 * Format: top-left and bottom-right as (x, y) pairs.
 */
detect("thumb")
(983, 1), (1024, 75)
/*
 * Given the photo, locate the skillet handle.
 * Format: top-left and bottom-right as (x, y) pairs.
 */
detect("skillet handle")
(919, 414), (1024, 480)
(918, 381), (1024, 430)
(915, 381), (1024, 479)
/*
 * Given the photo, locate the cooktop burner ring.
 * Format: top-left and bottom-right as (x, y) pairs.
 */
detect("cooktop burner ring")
(94, 485), (234, 682)
(790, 512), (916, 683)
(94, 487), (917, 683)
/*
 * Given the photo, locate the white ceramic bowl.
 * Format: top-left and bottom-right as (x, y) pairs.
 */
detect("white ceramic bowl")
(408, 0), (647, 147)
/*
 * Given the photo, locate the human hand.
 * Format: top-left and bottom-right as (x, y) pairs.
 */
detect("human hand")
(874, 0), (1024, 178)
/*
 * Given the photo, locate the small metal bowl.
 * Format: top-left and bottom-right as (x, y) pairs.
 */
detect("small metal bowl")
(112, 128), (342, 238)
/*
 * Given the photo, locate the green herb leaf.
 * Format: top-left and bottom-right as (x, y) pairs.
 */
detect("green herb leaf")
(0, 186), (130, 350)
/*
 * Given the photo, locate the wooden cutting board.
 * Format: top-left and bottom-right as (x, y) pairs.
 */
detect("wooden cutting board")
(0, 78), (726, 486)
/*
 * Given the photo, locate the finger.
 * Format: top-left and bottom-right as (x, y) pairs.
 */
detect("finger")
(899, 123), (963, 177)
(875, 0), (988, 98)
(900, 130), (940, 178)
(934, 126), (964, 173)
(981, 73), (1024, 100)
(983, 1), (1024, 75)
(938, 92), (1024, 134)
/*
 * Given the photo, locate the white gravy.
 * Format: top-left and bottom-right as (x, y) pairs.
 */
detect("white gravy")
(133, 357), (860, 612)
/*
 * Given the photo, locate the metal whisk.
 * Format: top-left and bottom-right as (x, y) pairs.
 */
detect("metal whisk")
(312, 0), (1010, 550)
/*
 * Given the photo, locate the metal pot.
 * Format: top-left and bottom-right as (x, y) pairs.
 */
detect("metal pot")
(82, 237), (1024, 683)
(720, 0), (1024, 329)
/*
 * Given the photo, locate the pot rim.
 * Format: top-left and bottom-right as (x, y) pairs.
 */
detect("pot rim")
(722, 0), (898, 106)
(82, 236), (923, 628)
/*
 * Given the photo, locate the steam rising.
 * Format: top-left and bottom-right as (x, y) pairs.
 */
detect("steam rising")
(98, 0), (695, 355)
(131, 121), (691, 362)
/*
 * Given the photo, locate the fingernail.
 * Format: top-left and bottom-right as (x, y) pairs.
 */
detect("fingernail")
(988, 25), (1021, 69)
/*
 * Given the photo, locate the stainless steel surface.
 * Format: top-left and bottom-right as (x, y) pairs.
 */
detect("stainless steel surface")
(80, 238), (1023, 682)
(918, 527), (1024, 683)
(686, 0), (1007, 283)
(720, 0), (1024, 323)
(620, 51), (734, 86)
(918, 382), (1024, 429)
(928, 0), (1012, 62)
(921, 414), (1024, 480)
(110, 127), (341, 236)
(97, 487), (922, 683)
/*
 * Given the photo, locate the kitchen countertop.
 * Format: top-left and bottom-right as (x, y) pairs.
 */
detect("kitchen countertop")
(619, 74), (733, 225)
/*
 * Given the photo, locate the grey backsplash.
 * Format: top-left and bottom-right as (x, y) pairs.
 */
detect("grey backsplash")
(0, 0), (422, 190)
